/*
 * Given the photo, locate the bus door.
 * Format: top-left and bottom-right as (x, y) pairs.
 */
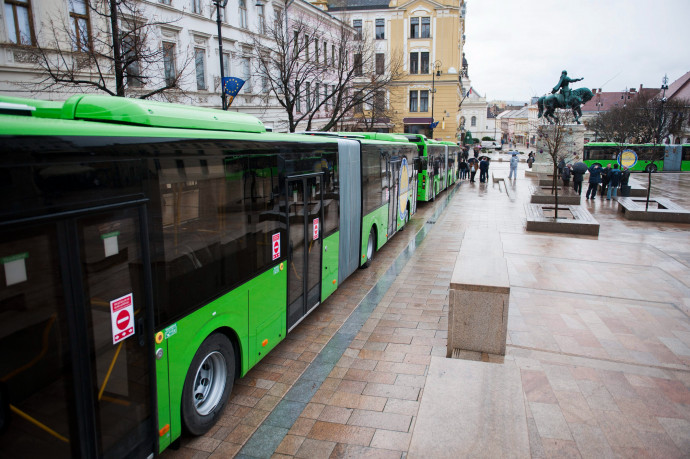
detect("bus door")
(388, 158), (401, 236)
(286, 174), (324, 331)
(0, 205), (155, 458)
(664, 145), (682, 171)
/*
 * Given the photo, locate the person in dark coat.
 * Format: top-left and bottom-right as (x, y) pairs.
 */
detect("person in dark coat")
(561, 164), (571, 187)
(479, 157), (489, 183)
(606, 164), (622, 200)
(558, 158), (566, 178)
(599, 163), (611, 198)
(586, 164), (602, 199)
(571, 162), (587, 195)
(619, 166), (631, 196)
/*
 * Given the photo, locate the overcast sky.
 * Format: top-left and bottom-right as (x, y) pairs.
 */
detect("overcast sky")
(462, 0), (690, 103)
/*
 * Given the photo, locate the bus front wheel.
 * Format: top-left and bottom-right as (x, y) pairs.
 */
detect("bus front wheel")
(182, 333), (235, 436)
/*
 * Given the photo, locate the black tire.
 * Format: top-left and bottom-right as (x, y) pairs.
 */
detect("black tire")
(362, 228), (375, 268)
(182, 334), (235, 436)
(645, 164), (658, 173)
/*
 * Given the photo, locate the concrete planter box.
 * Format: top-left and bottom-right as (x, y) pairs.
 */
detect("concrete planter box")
(525, 203), (600, 236)
(529, 185), (581, 205)
(617, 197), (690, 223)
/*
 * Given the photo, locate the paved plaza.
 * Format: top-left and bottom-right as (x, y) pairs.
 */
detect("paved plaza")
(164, 162), (690, 458)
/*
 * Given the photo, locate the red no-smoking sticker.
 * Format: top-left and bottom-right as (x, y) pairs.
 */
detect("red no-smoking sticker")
(272, 233), (281, 261)
(313, 218), (319, 241)
(110, 293), (135, 345)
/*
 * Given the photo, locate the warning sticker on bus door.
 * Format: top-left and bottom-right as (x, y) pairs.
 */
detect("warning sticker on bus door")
(313, 218), (319, 240)
(111, 293), (135, 345)
(272, 233), (281, 260)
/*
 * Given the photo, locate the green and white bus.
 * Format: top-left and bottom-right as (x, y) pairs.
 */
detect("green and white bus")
(583, 142), (690, 172)
(402, 135), (459, 201)
(0, 95), (418, 457)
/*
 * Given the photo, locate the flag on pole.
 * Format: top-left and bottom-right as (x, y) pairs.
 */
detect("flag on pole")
(223, 77), (245, 107)
(466, 88), (472, 97)
(430, 121), (439, 129)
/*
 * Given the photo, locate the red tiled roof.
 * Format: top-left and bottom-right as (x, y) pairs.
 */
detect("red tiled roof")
(666, 71), (690, 101)
(581, 86), (660, 112)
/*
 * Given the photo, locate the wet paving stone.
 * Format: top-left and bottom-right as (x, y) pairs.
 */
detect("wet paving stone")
(165, 169), (690, 458)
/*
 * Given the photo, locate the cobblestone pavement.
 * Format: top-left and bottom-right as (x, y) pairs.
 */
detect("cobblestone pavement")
(163, 166), (690, 458)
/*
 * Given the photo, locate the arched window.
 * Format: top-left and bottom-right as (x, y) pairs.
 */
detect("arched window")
(471, 116), (476, 127)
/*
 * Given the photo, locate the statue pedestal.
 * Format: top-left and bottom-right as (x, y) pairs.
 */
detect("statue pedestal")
(534, 124), (585, 173)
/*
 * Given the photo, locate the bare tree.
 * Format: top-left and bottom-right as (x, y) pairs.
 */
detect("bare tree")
(536, 110), (572, 219)
(250, 5), (403, 132)
(585, 105), (638, 157)
(29, 0), (193, 100)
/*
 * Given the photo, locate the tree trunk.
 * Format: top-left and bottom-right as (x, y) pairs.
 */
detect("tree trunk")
(109, 0), (125, 97)
(553, 163), (559, 219)
(645, 167), (652, 211)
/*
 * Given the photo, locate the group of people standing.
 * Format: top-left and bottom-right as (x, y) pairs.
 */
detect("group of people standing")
(559, 161), (631, 200)
(458, 156), (491, 183)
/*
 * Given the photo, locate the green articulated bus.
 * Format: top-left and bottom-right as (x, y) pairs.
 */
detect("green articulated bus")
(0, 95), (418, 457)
(402, 134), (459, 202)
(583, 142), (690, 172)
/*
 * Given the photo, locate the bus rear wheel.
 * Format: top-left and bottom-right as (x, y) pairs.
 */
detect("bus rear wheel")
(362, 228), (375, 268)
(645, 164), (658, 173)
(182, 333), (235, 436)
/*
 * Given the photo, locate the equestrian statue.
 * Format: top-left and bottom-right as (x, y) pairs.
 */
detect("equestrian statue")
(538, 70), (593, 124)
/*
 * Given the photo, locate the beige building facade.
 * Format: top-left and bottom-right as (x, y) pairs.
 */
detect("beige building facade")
(326, 0), (465, 141)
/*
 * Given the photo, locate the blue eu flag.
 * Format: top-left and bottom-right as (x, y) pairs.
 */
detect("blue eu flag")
(222, 77), (245, 107)
(430, 121), (439, 129)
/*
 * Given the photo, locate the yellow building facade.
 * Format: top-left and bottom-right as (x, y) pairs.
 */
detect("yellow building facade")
(326, 0), (466, 141)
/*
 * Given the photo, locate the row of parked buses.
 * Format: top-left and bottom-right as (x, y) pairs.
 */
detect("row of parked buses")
(0, 95), (460, 458)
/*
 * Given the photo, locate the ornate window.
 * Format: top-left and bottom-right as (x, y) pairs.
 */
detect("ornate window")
(68, 0), (91, 51)
(4, 0), (35, 45)
(375, 19), (384, 39)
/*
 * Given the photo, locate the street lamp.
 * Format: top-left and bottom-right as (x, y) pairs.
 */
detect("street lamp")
(213, 0), (229, 110)
(430, 60), (442, 139)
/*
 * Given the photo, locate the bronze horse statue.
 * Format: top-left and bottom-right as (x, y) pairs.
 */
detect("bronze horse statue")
(538, 87), (594, 124)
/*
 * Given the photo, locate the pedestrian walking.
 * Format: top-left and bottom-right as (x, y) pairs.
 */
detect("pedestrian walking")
(607, 163), (622, 200)
(508, 151), (519, 180)
(527, 152), (535, 169)
(585, 164), (602, 199)
(572, 161), (588, 195)
(561, 164), (571, 187)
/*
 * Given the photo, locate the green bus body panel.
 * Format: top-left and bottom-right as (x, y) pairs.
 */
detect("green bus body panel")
(156, 338), (171, 453)
(248, 265), (287, 368)
(418, 171), (432, 201)
(338, 132), (411, 143)
(360, 205), (389, 266)
(0, 94), (267, 133)
(161, 264), (285, 443)
(582, 159), (664, 171)
(321, 232), (340, 300)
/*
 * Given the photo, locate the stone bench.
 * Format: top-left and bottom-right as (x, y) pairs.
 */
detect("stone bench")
(617, 196), (690, 223)
(447, 229), (510, 357)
